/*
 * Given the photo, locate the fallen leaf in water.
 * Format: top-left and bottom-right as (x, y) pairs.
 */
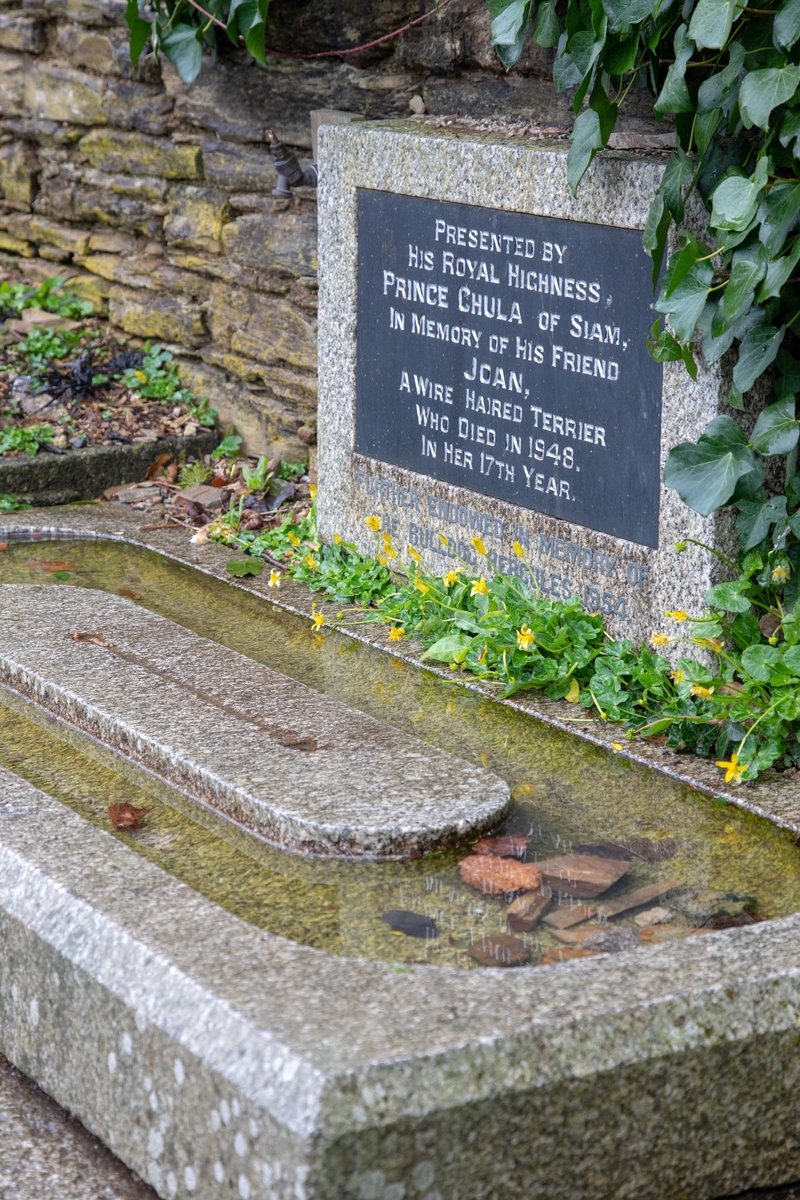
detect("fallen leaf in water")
(382, 910), (439, 939)
(467, 934), (529, 967)
(536, 946), (601, 966)
(145, 453), (172, 481)
(458, 855), (541, 895)
(535, 853), (632, 899)
(473, 834), (530, 859)
(28, 559), (76, 573)
(108, 802), (148, 830)
(72, 632), (110, 647)
(0, 544), (7, 551)
(118, 588), (141, 601)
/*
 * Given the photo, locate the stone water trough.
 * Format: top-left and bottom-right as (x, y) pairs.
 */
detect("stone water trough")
(0, 524), (799, 1200)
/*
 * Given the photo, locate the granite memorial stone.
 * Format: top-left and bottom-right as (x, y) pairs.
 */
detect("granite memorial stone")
(317, 121), (733, 644)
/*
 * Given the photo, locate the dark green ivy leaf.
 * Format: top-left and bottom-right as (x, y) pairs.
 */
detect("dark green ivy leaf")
(601, 0), (653, 31)
(774, 0), (800, 51)
(697, 42), (746, 115)
(567, 107), (604, 195)
(732, 324), (786, 393)
(124, 0), (150, 63)
(711, 156), (770, 232)
(736, 496), (788, 551)
(160, 23), (203, 84)
(688, 0), (744, 50)
(532, 0), (560, 46)
(663, 417), (760, 516)
(739, 65), (800, 131)
(654, 23), (694, 114)
(750, 396), (799, 455)
(489, 0), (531, 69)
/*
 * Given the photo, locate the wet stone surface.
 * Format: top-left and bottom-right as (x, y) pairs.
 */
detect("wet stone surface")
(0, 585), (510, 859)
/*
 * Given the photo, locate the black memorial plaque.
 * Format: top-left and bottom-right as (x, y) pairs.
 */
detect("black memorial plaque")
(355, 189), (663, 547)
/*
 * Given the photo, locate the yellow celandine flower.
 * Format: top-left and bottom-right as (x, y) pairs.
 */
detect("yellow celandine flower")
(512, 540), (525, 558)
(268, 569), (281, 588)
(691, 684), (714, 698)
(311, 612), (325, 630)
(471, 577), (489, 597)
(671, 669), (686, 684)
(443, 570), (460, 586)
(333, 533), (343, 544)
(650, 632), (670, 646)
(665, 610), (689, 621)
(388, 626), (405, 641)
(305, 555), (317, 570)
(414, 579), (429, 595)
(438, 534), (449, 547)
(135, 370), (147, 383)
(382, 530), (393, 544)
(308, 483), (317, 499)
(566, 678), (581, 704)
(383, 543), (397, 560)
(364, 514), (381, 531)
(772, 563), (791, 583)
(407, 546), (422, 563)
(376, 552), (388, 565)
(471, 536), (487, 555)
(716, 752), (747, 783)
(288, 532), (301, 547)
(516, 624), (535, 651)
(707, 637), (724, 653)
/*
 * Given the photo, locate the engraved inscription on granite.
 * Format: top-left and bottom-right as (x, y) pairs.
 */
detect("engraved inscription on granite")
(355, 190), (663, 548)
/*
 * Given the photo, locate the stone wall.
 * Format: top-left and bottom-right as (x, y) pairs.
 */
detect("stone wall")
(0, 0), (659, 460)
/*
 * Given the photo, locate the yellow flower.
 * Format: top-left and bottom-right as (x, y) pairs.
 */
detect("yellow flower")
(135, 370), (147, 383)
(665, 610), (688, 621)
(288, 532), (301, 547)
(471, 536), (487, 555)
(382, 530), (393, 545)
(414, 579), (429, 595)
(671, 668), (686, 684)
(364, 514), (381, 531)
(308, 482), (317, 499)
(512, 540), (525, 558)
(516, 624), (535, 651)
(388, 626), (405, 641)
(772, 563), (791, 584)
(438, 533), (449, 547)
(333, 533), (343, 544)
(311, 612), (325, 630)
(443, 570), (460, 586)
(611, 743), (623, 751)
(716, 752), (747, 783)
(707, 637), (724, 653)
(650, 632), (670, 646)
(383, 543), (397, 560)
(376, 552), (388, 565)
(691, 684), (714, 698)
(407, 545), (422, 563)
(268, 569), (281, 588)
(470, 577), (489, 596)
(304, 554), (317, 570)
(566, 678), (580, 704)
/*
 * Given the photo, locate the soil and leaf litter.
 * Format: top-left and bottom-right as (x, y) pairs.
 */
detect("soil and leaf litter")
(0, 273), (216, 458)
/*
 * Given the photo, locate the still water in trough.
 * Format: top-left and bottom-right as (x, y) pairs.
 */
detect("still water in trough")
(1, 537), (800, 969)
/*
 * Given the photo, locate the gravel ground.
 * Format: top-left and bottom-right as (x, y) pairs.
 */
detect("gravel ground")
(0, 1055), (153, 1200)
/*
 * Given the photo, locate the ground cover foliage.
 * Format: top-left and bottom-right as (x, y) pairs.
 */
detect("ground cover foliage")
(0, 276), (216, 453)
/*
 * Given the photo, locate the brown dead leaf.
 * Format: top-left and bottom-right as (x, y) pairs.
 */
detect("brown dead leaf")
(108, 802), (148, 830)
(118, 588), (141, 601)
(467, 934), (529, 967)
(145, 453), (172, 481)
(458, 854), (541, 896)
(0, 543), (7, 551)
(473, 833), (530, 859)
(28, 559), (76, 573)
(72, 632), (110, 647)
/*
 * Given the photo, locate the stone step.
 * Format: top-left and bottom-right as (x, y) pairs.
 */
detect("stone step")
(0, 585), (510, 859)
